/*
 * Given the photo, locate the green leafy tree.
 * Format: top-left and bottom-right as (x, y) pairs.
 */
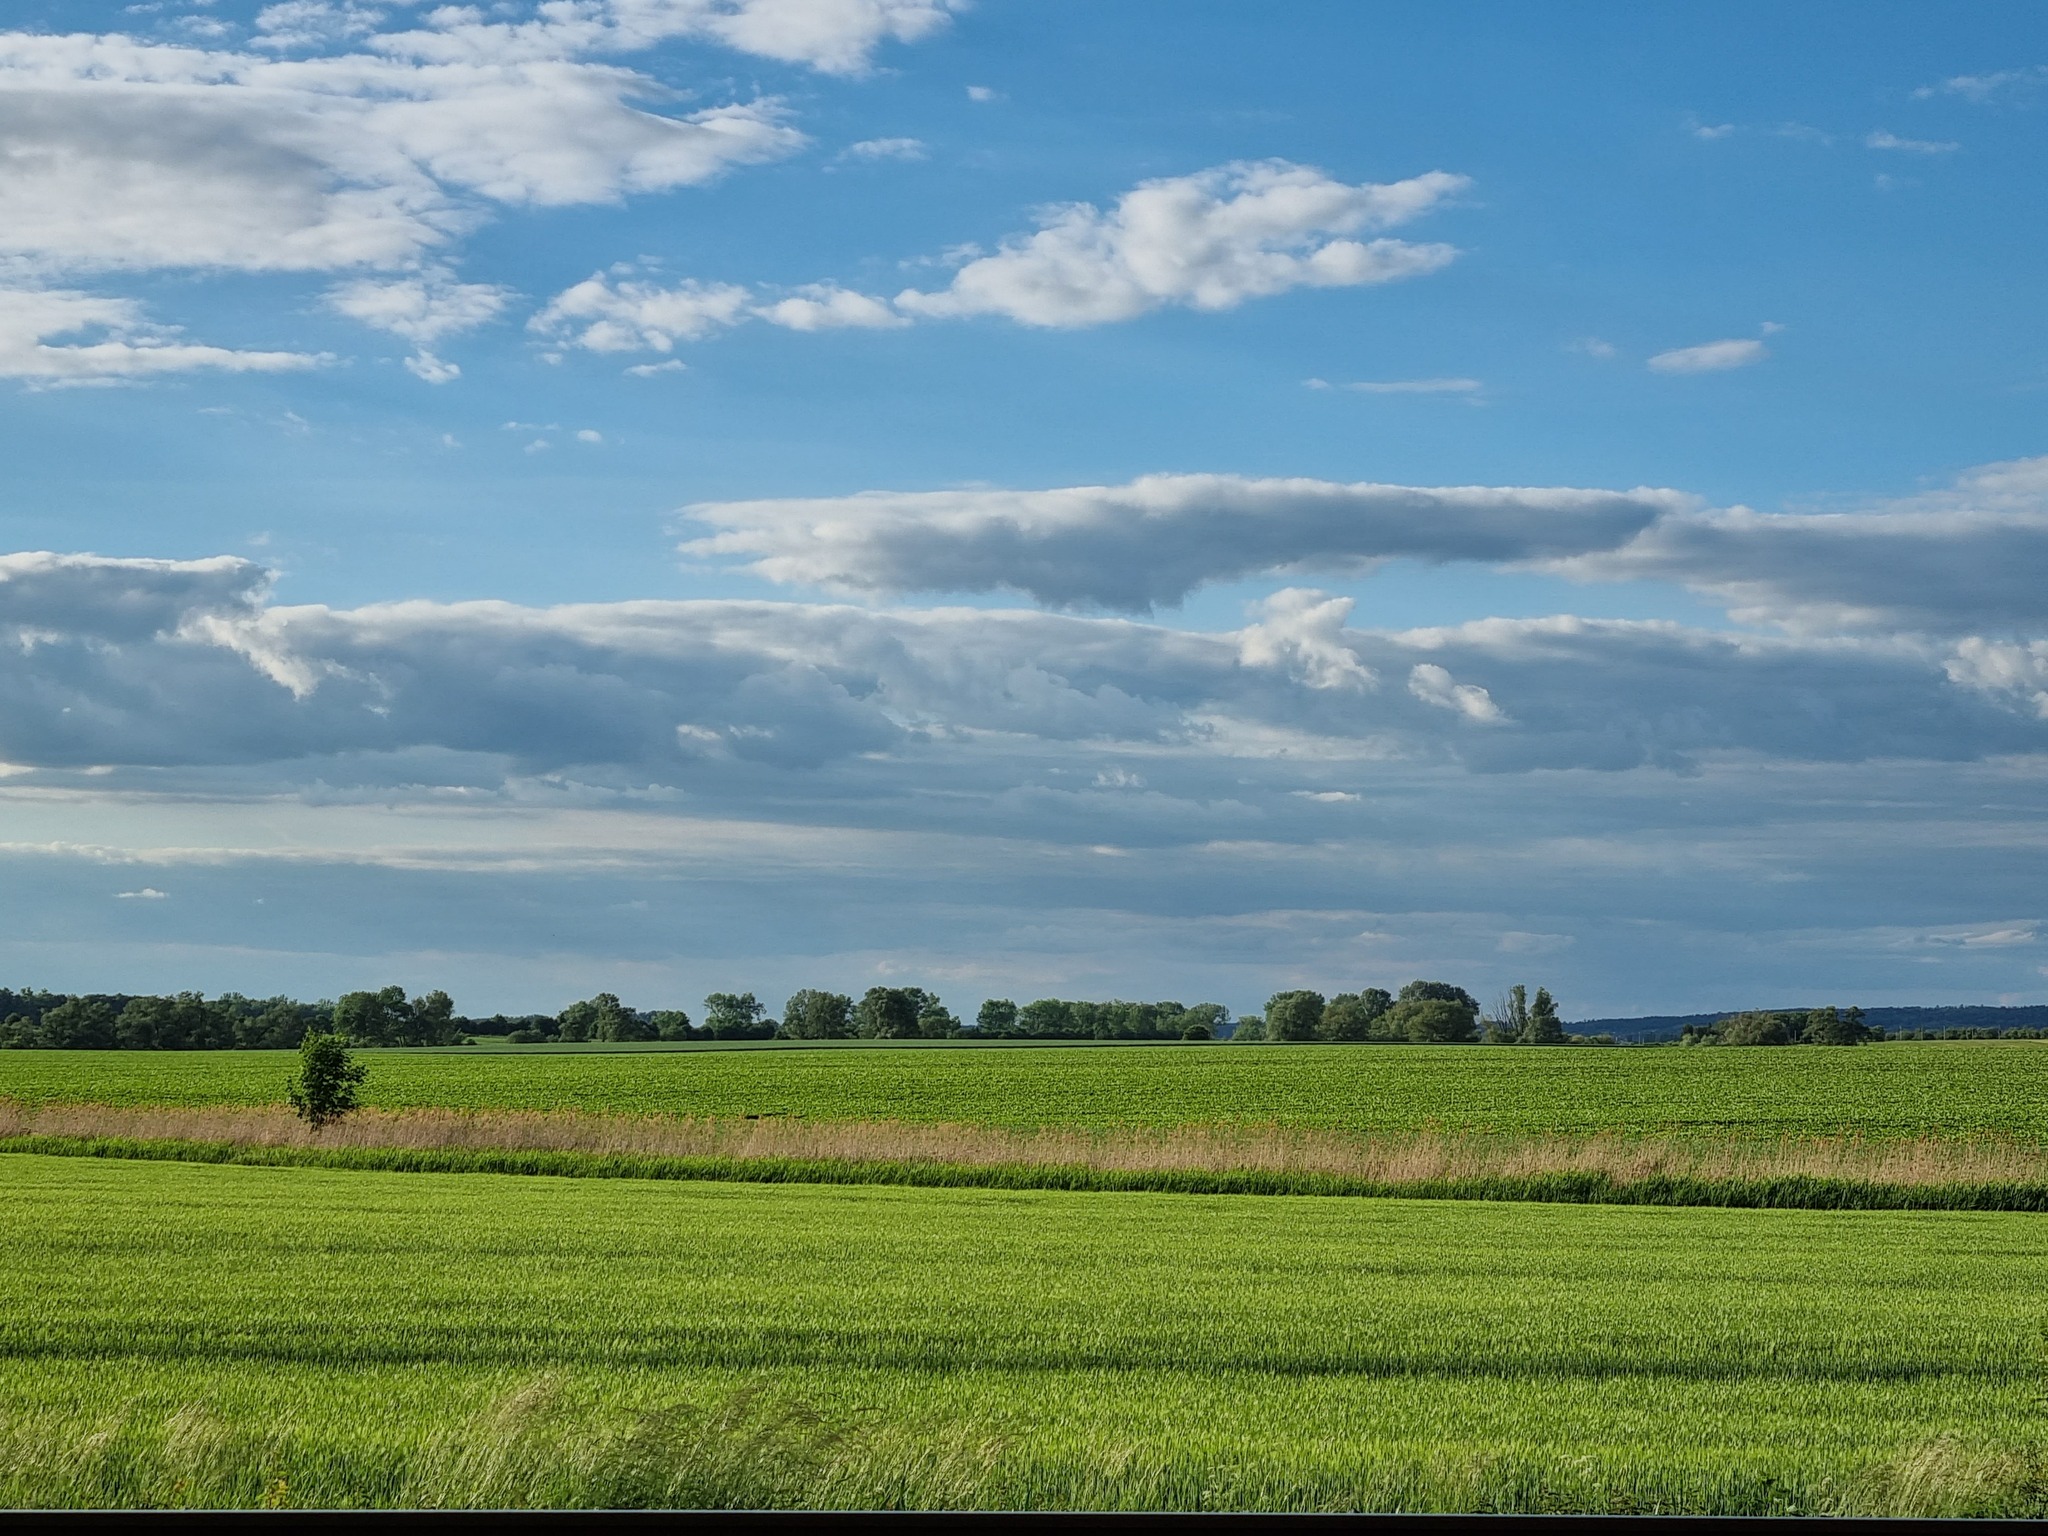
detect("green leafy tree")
(780, 989), (854, 1039)
(975, 998), (1019, 1035)
(1231, 1014), (1266, 1041)
(853, 987), (921, 1038)
(286, 1033), (368, 1129)
(1322, 989), (1391, 1041)
(1384, 995), (1479, 1043)
(1802, 1005), (1874, 1046)
(648, 1009), (694, 1041)
(1263, 990), (1327, 1043)
(704, 992), (773, 1039)
(1716, 1011), (1798, 1046)
(1521, 987), (1565, 1045)
(333, 987), (413, 1046)
(1181, 1002), (1231, 1039)
(36, 997), (117, 1050)
(558, 992), (650, 1043)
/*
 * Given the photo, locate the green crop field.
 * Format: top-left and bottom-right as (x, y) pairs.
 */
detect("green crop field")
(1, 1153), (2042, 1513)
(5, 1040), (2048, 1141)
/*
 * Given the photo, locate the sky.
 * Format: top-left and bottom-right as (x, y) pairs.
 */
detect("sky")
(1, 0), (2046, 1021)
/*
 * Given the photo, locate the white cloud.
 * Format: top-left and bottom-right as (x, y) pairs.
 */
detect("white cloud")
(530, 274), (753, 351)
(374, 0), (963, 77)
(0, 27), (807, 280)
(754, 283), (908, 331)
(115, 886), (168, 899)
(1407, 662), (1503, 722)
(1914, 65), (2048, 102)
(965, 84), (998, 102)
(0, 286), (324, 383)
(326, 267), (510, 381)
(576, 428), (604, 443)
(681, 472), (1689, 609)
(1336, 377), (1481, 395)
(893, 160), (1466, 327)
(841, 135), (927, 161)
(0, 553), (2040, 792)
(1865, 130), (1960, 154)
(1560, 455), (2048, 637)
(625, 358), (685, 376)
(254, 2), (387, 50)
(1647, 337), (1767, 373)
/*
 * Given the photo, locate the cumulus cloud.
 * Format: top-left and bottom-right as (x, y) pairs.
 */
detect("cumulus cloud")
(531, 275), (753, 351)
(841, 136), (927, 161)
(1560, 455), (2048, 636)
(1, 553), (2035, 793)
(0, 287), (324, 383)
(751, 284), (909, 331)
(1914, 65), (2048, 102)
(326, 267), (511, 381)
(372, 0), (963, 76)
(681, 472), (1690, 609)
(0, 31), (805, 278)
(1647, 337), (1767, 373)
(893, 160), (1466, 327)
(535, 159), (1469, 358)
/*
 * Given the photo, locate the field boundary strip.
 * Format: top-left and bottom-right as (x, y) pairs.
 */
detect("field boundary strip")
(9, 1134), (2048, 1211)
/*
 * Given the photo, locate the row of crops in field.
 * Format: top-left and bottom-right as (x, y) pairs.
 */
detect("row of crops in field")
(6, 1040), (2048, 1141)
(1, 1154), (2041, 1513)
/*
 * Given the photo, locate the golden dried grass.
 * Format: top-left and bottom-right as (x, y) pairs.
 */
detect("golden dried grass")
(3, 1098), (2043, 1186)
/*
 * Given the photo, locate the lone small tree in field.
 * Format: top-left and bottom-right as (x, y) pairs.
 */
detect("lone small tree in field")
(287, 1032), (367, 1129)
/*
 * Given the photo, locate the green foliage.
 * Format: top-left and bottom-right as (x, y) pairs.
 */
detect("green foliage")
(4, 1155), (2047, 1513)
(333, 988), (464, 1048)
(11, 1041), (2048, 1141)
(648, 1011), (695, 1042)
(975, 998), (1018, 1034)
(1229, 1014), (1264, 1041)
(284, 1034), (367, 1129)
(1523, 987), (1565, 1045)
(1262, 991), (1326, 1043)
(779, 991), (853, 1040)
(1683, 1007), (1876, 1048)
(558, 994), (652, 1043)
(1320, 990), (1390, 1041)
(703, 994), (775, 1041)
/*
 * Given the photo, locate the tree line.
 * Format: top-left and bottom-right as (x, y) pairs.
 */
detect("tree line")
(0, 979), (1923, 1050)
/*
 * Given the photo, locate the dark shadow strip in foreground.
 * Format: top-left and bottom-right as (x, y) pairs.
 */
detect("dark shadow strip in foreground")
(9, 1134), (2048, 1213)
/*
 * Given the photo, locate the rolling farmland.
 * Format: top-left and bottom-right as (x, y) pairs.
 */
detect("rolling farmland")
(3, 1154), (2043, 1514)
(6, 1041), (2048, 1141)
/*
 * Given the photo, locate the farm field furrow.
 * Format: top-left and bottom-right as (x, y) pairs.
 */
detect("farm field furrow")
(1, 1154), (2043, 1513)
(5, 1042), (2048, 1141)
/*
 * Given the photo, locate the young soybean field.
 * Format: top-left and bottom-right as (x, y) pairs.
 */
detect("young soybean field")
(6, 1041), (2048, 1141)
(3, 1153), (2044, 1514)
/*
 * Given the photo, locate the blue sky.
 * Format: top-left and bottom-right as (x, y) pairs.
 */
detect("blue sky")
(1, 1), (2046, 1020)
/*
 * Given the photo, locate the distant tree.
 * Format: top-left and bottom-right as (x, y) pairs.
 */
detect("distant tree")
(854, 987), (922, 1039)
(781, 989), (853, 1040)
(1017, 999), (1077, 1038)
(286, 1033), (367, 1129)
(975, 998), (1018, 1036)
(1322, 989), (1391, 1041)
(1802, 1005), (1875, 1046)
(1383, 996), (1478, 1043)
(506, 1027), (550, 1044)
(1231, 1014), (1266, 1042)
(333, 987), (413, 1047)
(1180, 1020), (1214, 1041)
(1264, 990), (1327, 1043)
(1399, 980), (1479, 1011)
(647, 1010), (695, 1041)
(1485, 985), (1530, 1044)
(1181, 1003), (1231, 1039)
(1521, 987), (1565, 1045)
(35, 997), (117, 1050)
(557, 992), (650, 1043)
(1716, 1011), (1798, 1046)
(909, 990), (960, 1038)
(408, 989), (464, 1045)
(701, 992), (772, 1039)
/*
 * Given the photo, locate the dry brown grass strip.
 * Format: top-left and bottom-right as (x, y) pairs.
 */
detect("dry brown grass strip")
(3, 1098), (2043, 1186)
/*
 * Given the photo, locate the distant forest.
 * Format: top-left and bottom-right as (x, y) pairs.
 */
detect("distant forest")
(0, 981), (2042, 1050)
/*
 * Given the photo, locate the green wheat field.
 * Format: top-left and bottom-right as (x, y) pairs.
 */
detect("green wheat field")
(4, 1042), (2048, 1511)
